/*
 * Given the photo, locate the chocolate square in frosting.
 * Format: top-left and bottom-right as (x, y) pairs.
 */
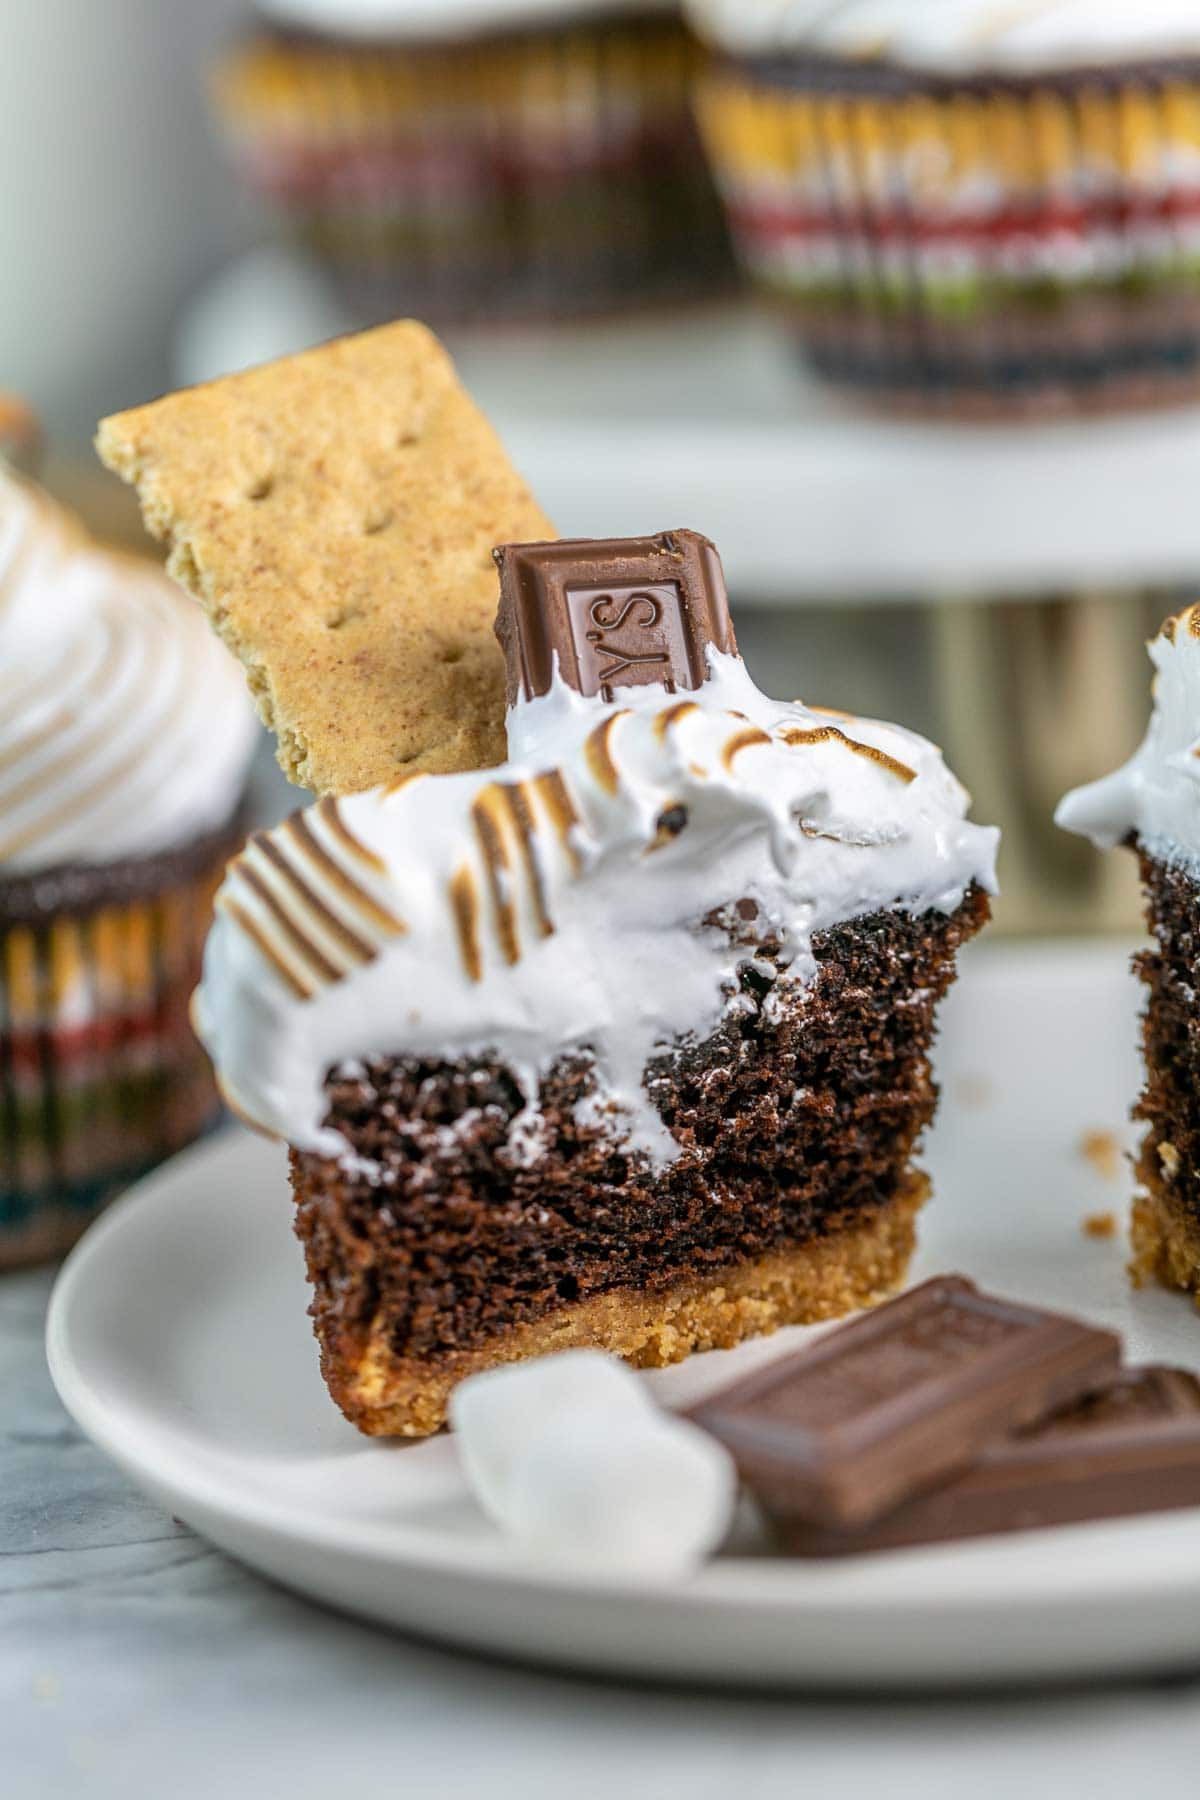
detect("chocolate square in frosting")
(494, 529), (737, 705)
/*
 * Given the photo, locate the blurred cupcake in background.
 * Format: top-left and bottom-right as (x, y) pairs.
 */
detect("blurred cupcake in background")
(0, 466), (258, 1266)
(211, 0), (735, 324)
(687, 0), (1200, 417)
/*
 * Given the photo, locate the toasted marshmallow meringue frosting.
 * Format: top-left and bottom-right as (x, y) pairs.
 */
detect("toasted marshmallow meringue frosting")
(254, 0), (676, 43)
(685, 0), (1200, 74)
(0, 472), (258, 874)
(1057, 605), (1200, 867)
(196, 651), (998, 1165)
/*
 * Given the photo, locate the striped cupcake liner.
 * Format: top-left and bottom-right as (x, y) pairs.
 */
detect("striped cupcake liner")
(0, 848), (233, 1267)
(695, 56), (1200, 414)
(212, 14), (734, 323)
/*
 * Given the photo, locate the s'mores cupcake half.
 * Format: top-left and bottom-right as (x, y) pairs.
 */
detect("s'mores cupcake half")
(98, 324), (998, 1436)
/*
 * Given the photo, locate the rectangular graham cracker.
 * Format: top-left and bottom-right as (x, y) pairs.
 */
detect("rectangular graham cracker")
(96, 322), (554, 795)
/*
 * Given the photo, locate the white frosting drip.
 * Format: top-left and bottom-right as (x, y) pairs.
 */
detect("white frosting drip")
(1057, 606), (1200, 869)
(0, 473), (258, 873)
(255, 0), (675, 43)
(196, 649), (997, 1165)
(686, 0), (1200, 73)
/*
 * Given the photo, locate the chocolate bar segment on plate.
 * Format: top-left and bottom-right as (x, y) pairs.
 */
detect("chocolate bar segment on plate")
(687, 1277), (1122, 1528)
(779, 1365), (1200, 1556)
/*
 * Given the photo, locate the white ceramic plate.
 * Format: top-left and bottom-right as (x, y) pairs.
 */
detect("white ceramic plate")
(46, 941), (1200, 1690)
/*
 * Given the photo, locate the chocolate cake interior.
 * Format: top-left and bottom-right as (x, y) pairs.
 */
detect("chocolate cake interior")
(293, 886), (989, 1432)
(1132, 845), (1200, 1292)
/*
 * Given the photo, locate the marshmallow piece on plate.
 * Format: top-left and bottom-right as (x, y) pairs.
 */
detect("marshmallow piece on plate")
(450, 1350), (737, 1575)
(450, 1350), (655, 1518)
(508, 1409), (738, 1575)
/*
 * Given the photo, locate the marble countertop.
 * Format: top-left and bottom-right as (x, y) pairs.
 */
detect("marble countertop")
(8, 1262), (1200, 1800)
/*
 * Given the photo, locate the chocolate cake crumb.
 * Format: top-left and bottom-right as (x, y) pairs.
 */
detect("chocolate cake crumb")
(1079, 1130), (1122, 1183)
(955, 1074), (992, 1110)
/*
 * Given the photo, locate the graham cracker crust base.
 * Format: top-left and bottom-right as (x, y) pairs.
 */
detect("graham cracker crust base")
(1130, 1182), (1200, 1305)
(332, 1175), (927, 1437)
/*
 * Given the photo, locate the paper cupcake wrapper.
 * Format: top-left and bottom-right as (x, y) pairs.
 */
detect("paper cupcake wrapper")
(695, 59), (1200, 411)
(212, 16), (733, 321)
(0, 853), (230, 1266)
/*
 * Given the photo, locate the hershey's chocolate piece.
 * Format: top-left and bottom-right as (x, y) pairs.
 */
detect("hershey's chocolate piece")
(493, 529), (737, 706)
(778, 1366), (1200, 1556)
(687, 1277), (1121, 1529)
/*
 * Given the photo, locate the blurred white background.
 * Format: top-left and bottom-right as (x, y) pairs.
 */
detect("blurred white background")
(0, 0), (250, 448)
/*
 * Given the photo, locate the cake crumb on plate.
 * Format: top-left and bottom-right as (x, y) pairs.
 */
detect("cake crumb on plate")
(1079, 1129), (1122, 1182)
(955, 1073), (992, 1109)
